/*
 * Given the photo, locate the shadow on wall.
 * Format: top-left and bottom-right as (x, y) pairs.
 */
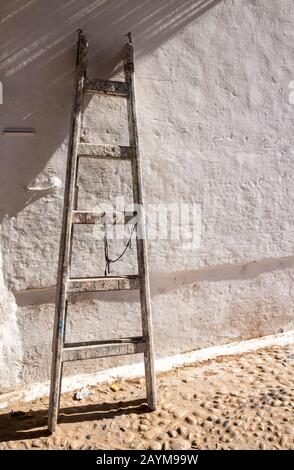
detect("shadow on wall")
(13, 254), (294, 307)
(0, 0), (223, 220)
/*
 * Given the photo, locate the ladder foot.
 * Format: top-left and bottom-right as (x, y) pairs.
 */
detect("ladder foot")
(147, 399), (157, 412)
(47, 422), (56, 434)
(48, 412), (58, 434)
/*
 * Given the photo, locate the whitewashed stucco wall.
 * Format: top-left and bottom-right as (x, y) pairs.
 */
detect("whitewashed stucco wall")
(1, 0), (294, 394)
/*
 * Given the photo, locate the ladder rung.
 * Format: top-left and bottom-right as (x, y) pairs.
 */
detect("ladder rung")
(64, 336), (144, 348)
(67, 275), (140, 293)
(72, 211), (136, 224)
(85, 78), (128, 97)
(78, 143), (134, 160)
(62, 338), (146, 362)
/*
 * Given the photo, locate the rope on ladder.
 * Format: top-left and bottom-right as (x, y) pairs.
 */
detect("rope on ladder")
(103, 220), (137, 276)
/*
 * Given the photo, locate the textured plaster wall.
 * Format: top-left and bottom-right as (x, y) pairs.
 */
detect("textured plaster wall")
(1, 0), (294, 393)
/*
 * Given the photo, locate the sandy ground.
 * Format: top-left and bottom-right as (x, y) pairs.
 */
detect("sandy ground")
(0, 345), (293, 450)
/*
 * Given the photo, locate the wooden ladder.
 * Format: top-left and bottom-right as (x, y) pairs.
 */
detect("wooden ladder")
(48, 30), (156, 432)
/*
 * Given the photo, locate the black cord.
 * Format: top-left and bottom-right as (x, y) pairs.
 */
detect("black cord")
(104, 222), (137, 276)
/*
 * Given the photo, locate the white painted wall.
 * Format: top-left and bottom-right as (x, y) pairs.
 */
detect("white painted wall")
(0, 0), (294, 394)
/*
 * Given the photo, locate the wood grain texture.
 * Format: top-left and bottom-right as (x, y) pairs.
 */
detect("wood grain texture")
(85, 77), (128, 97)
(78, 143), (134, 159)
(71, 210), (135, 225)
(67, 275), (140, 293)
(62, 340), (146, 362)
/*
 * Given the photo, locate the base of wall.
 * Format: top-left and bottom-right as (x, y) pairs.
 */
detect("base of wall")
(1, 330), (293, 409)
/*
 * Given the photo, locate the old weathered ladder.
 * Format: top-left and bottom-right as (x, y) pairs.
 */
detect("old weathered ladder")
(48, 30), (156, 432)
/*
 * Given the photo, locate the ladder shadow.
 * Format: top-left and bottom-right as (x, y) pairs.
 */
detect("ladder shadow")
(0, 398), (148, 442)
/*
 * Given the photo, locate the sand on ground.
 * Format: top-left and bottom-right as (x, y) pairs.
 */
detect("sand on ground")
(0, 345), (293, 450)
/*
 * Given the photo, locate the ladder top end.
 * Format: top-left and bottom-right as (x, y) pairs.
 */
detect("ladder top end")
(126, 32), (133, 45)
(77, 29), (88, 49)
(77, 29), (87, 42)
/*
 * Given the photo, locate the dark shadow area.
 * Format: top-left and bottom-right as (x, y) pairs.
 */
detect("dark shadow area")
(0, 398), (148, 442)
(0, 0), (223, 219)
(13, 254), (294, 307)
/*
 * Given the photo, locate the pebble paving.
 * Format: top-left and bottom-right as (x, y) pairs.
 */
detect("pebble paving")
(0, 345), (293, 450)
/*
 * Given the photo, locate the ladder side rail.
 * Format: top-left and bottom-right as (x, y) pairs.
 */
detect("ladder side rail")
(123, 37), (156, 410)
(48, 31), (88, 432)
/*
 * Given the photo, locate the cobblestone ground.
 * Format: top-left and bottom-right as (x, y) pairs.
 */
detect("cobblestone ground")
(0, 345), (293, 450)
